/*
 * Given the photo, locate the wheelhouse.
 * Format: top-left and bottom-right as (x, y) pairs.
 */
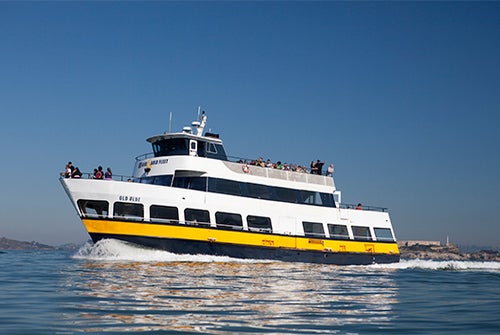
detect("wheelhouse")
(147, 134), (228, 160)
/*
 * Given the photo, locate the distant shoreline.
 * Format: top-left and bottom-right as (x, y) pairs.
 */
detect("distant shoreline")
(1, 236), (499, 261)
(0, 237), (81, 251)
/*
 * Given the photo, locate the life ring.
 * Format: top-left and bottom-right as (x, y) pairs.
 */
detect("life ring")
(242, 164), (250, 173)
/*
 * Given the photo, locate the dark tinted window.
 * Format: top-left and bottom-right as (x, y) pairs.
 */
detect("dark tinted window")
(184, 208), (210, 226)
(274, 187), (298, 203)
(150, 205), (179, 224)
(320, 193), (335, 207)
(173, 176), (207, 191)
(208, 178), (242, 196)
(247, 183), (273, 200)
(152, 138), (188, 157)
(153, 175), (173, 186)
(352, 226), (372, 241)
(207, 144), (227, 160)
(302, 221), (325, 238)
(247, 216), (272, 233)
(77, 200), (109, 218)
(299, 190), (317, 204)
(216, 212), (243, 230)
(139, 175), (173, 186)
(114, 202), (144, 221)
(327, 224), (349, 239)
(374, 228), (394, 242)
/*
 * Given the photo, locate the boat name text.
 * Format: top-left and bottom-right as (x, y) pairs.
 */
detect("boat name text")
(119, 195), (141, 202)
(138, 159), (169, 168)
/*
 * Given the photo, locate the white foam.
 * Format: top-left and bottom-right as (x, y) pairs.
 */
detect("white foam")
(72, 239), (500, 271)
(72, 238), (266, 263)
(369, 258), (500, 272)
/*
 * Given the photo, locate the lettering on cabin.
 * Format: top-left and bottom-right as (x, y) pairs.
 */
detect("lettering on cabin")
(138, 159), (169, 168)
(118, 195), (141, 202)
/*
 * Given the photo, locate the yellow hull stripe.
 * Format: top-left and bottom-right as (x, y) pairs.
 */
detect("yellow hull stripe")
(82, 219), (400, 255)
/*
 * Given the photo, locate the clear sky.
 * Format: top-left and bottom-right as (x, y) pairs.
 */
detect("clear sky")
(0, 2), (498, 248)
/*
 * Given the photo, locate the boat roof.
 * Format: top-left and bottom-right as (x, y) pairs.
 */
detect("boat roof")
(147, 131), (223, 144)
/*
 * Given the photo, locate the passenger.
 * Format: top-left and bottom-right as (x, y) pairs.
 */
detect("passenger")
(316, 160), (325, 175)
(266, 159), (273, 168)
(97, 166), (104, 179)
(71, 167), (82, 178)
(257, 157), (265, 168)
(61, 161), (73, 178)
(326, 163), (334, 176)
(105, 167), (112, 180)
(275, 161), (283, 169)
(94, 166), (103, 179)
(92, 168), (98, 179)
(310, 161), (318, 174)
(356, 203), (362, 210)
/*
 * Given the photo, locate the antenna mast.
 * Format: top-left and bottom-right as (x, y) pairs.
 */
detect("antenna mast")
(169, 112), (172, 133)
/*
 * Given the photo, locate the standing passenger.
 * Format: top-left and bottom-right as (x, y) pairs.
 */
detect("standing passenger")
(326, 164), (334, 176)
(105, 167), (112, 180)
(316, 160), (325, 175)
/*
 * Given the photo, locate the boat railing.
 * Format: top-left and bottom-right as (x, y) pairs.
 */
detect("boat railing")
(223, 160), (334, 187)
(135, 152), (155, 161)
(59, 173), (134, 182)
(338, 203), (388, 213)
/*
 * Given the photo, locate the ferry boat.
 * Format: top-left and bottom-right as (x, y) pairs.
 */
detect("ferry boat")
(60, 111), (400, 265)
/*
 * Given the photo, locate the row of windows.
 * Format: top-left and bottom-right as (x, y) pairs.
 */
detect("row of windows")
(77, 200), (393, 241)
(137, 175), (335, 208)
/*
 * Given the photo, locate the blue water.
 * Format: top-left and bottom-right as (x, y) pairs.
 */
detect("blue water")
(1, 239), (499, 334)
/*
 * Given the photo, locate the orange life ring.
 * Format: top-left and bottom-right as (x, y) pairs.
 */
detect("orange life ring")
(242, 164), (250, 173)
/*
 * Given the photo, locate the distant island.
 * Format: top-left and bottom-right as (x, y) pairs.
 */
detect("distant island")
(398, 241), (500, 262)
(1, 236), (499, 261)
(0, 237), (81, 251)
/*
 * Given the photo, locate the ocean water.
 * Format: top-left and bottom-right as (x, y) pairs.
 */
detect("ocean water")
(1, 239), (499, 335)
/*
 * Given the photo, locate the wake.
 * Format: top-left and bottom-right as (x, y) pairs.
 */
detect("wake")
(72, 238), (264, 263)
(72, 239), (500, 272)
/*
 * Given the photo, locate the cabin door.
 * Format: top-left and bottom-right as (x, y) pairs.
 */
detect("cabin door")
(189, 140), (198, 156)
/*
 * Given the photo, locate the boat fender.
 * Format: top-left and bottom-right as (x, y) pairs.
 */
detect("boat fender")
(242, 164), (250, 173)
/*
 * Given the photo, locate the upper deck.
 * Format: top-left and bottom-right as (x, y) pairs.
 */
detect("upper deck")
(135, 112), (334, 189)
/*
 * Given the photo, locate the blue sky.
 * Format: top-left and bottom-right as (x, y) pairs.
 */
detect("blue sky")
(0, 2), (498, 248)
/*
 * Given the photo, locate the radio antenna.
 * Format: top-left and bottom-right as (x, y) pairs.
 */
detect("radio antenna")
(168, 112), (172, 133)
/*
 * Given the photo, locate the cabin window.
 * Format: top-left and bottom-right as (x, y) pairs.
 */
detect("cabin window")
(208, 178), (242, 196)
(114, 202), (144, 221)
(299, 191), (335, 207)
(320, 193), (335, 208)
(246, 183), (273, 200)
(274, 187), (298, 203)
(77, 200), (109, 218)
(216, 212), (243, 230)
(139, 175), (173, 186)
(210, 144), (228, 160)
(152, 138), (189, 157)
(247, 215), (272, 233)
(374, 228), (394, 242)
(150, 205), (179, 224)
(207, 143), (218, 154)
(327, 224), (349, 240)
(302, 221), (325, 238)
(173, 176), (207, 191)
(184, 208), (210, 226)
(352, 226), (373, 241)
